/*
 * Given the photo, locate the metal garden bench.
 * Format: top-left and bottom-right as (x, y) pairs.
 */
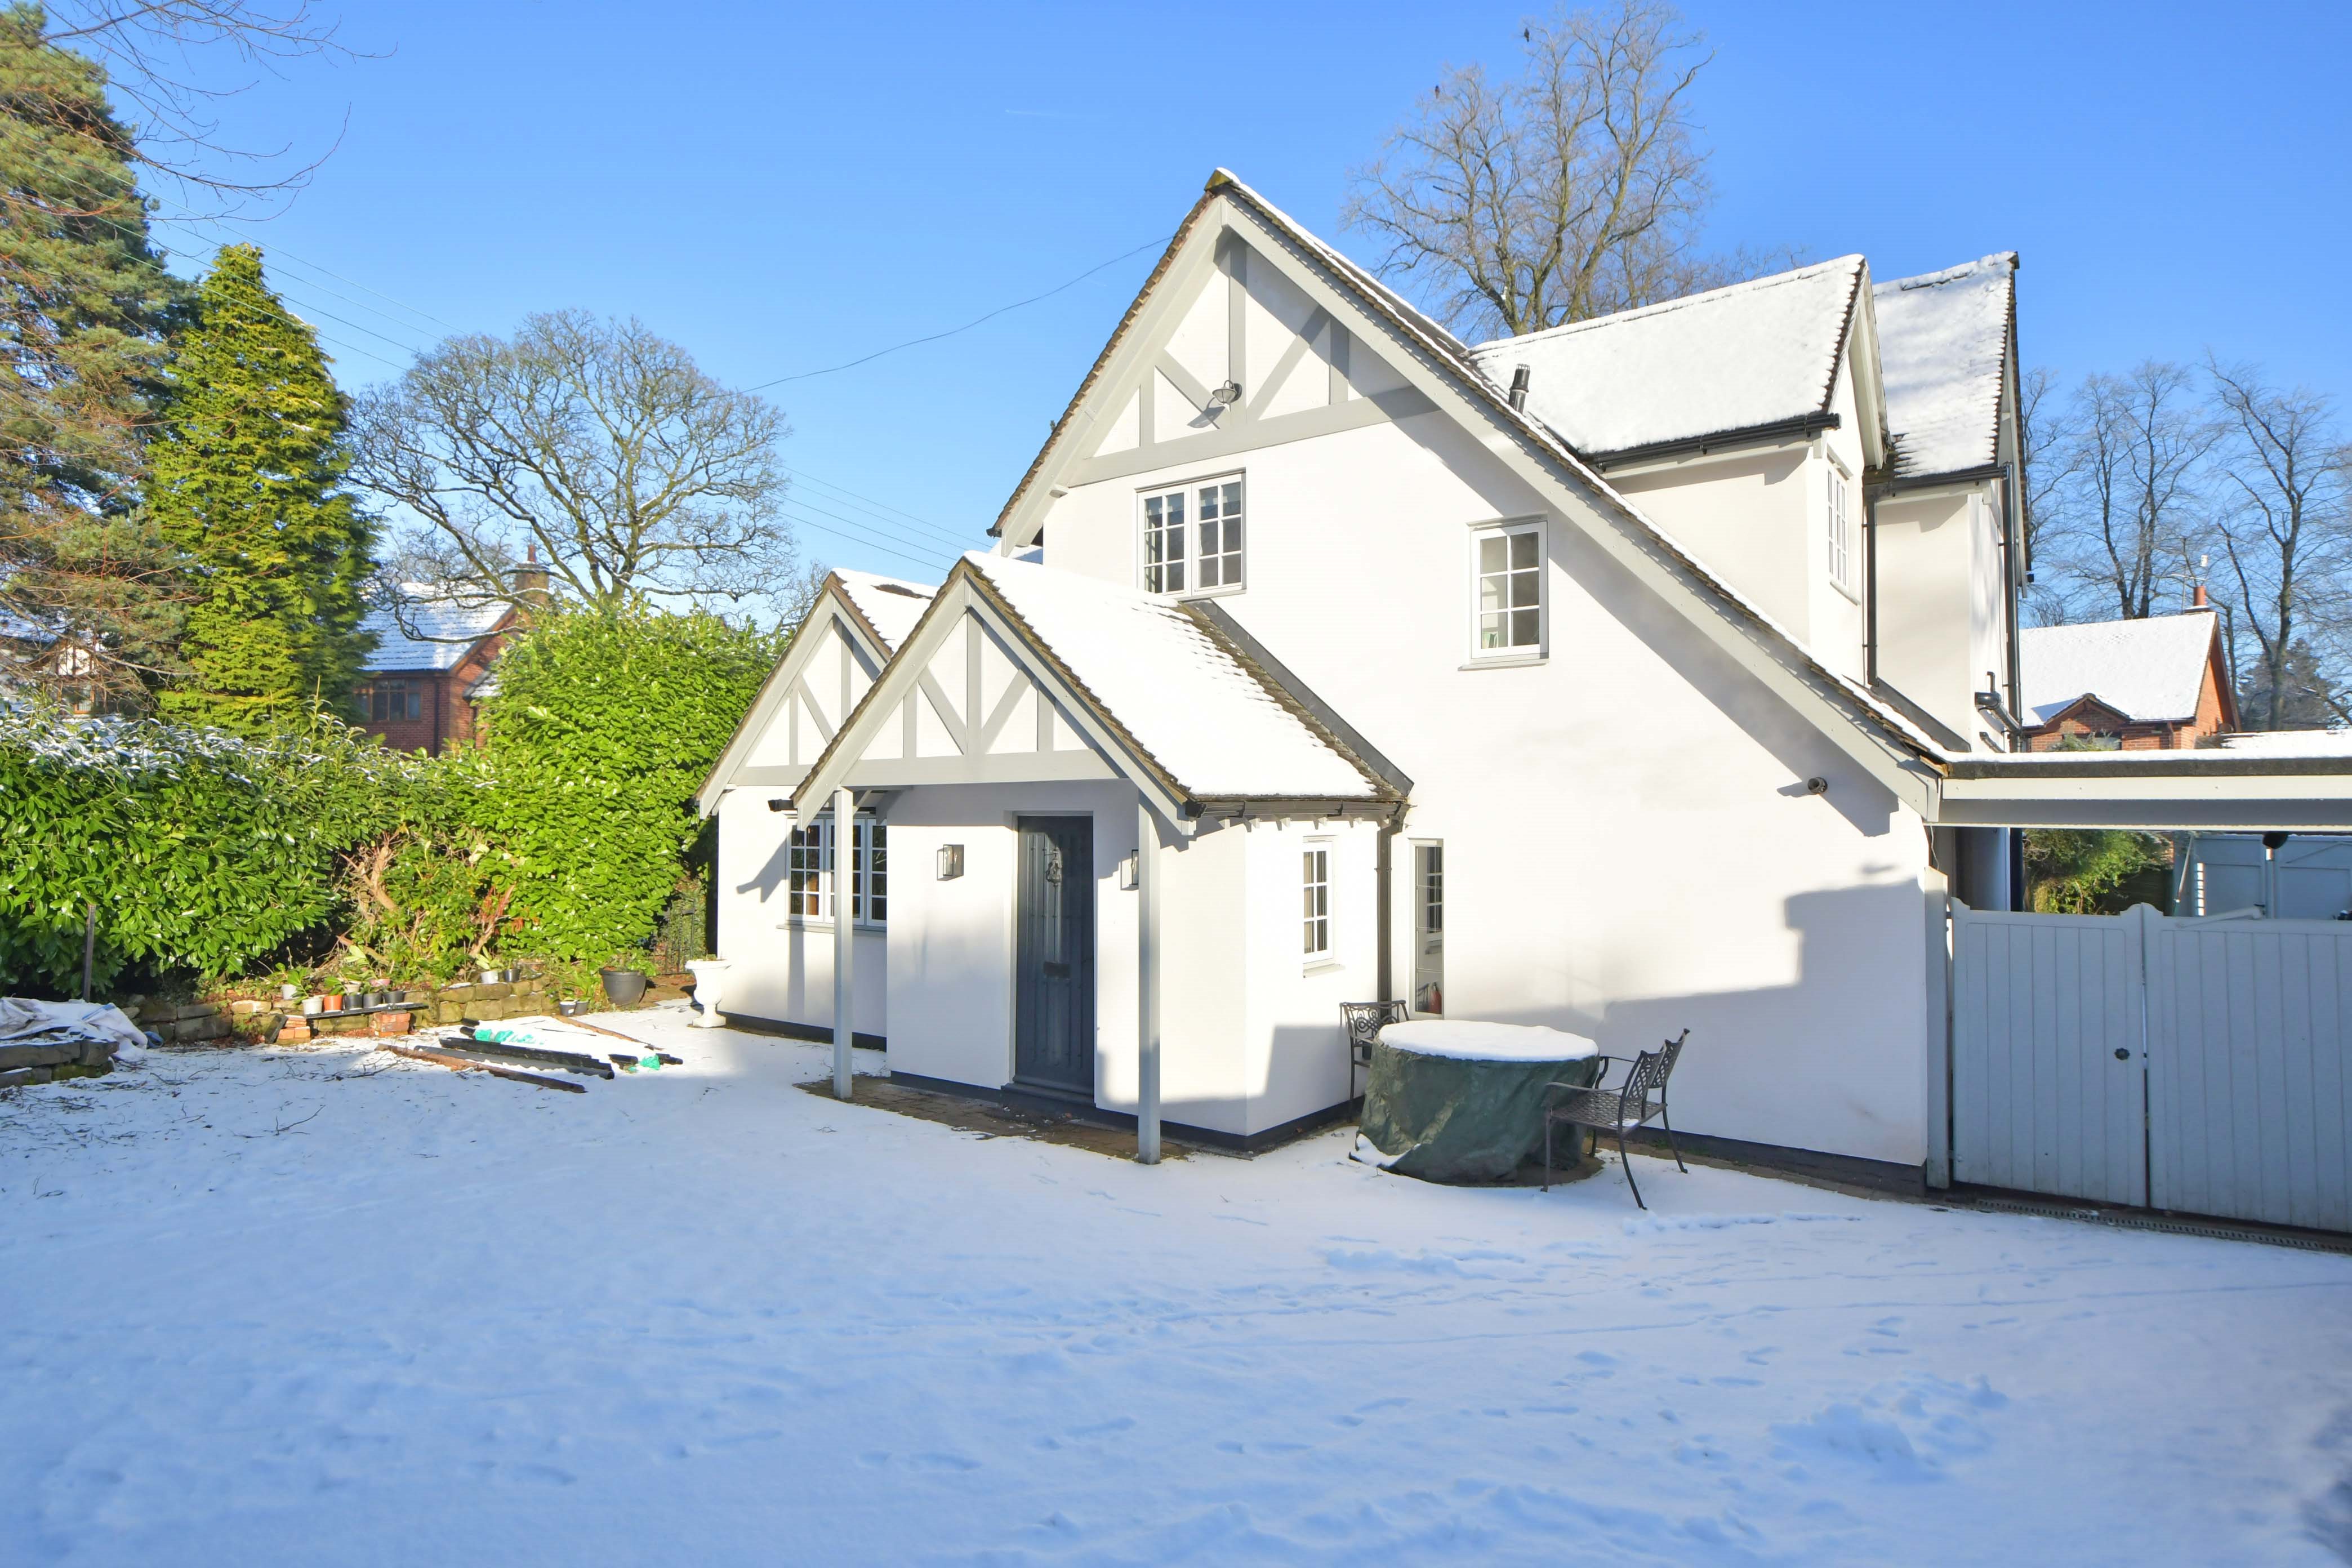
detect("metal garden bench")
(1339, 1000), (1410, 1103)
(1541, 1028), (1691, 1208)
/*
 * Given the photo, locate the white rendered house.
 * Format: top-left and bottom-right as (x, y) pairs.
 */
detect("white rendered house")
(699, 172), (2352, 1175)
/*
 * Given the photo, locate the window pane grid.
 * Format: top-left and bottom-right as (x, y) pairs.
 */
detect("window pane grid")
(1303, 848), (1329, 956)
(1826, 471), (1852, 589)
(1142, 479), (1241, 594)
(1476, 526), (1542, 651)
(1143, 491), (1187, 594)
(783, 818), (889, 925)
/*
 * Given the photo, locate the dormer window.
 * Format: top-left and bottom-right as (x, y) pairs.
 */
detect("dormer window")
(1141, 476), (1244, 595)
(1825, 460), (1856, 597)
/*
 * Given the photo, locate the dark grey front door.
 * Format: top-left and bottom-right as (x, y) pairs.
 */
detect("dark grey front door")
(1015, 816), (1094, 1095)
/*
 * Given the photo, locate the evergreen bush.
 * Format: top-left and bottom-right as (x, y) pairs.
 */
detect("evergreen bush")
(0, 705), (412, 992)
(478, 607), (781, 963)
(0, 607), (783, 994)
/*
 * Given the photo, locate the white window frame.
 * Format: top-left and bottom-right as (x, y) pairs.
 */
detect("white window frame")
(1138, 473), (1246, 598)
(779, 814), (887, 928)
(1466, 516), (1548, 663)
(1824, 456), (1857, 600)
(1302, 840), (1333, 966)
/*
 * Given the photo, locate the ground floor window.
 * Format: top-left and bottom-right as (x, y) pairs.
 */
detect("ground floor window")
(784, 815), (888, 925)
(1303, 845), (1330, 958)
(358, 681), (423, 722)
(1413, 841), (1444, 1015)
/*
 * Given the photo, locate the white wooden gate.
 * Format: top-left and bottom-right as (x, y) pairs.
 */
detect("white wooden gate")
(1951, 903), (2352, 1231)
(1951, 906), (2150, 1206)
(2145, 917), (2352, 1230)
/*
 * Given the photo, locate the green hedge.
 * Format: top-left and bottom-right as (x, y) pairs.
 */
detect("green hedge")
(0, 711), (412, 992)
(478, 608), (781, 961)
(0, 607), (783, 995)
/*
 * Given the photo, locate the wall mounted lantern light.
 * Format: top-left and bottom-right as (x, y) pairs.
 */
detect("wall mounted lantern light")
(937, 844), (965, 880)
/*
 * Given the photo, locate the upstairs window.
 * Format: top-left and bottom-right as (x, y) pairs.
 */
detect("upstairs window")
(1471, 519), (1545, 657)
(1141, 477), (1244, 594)
(1825, 464), (1855, 596)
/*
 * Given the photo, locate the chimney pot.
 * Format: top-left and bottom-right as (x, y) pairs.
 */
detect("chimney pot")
(1508, 365), (1531, 411)
(2193, 583), (2209, 608)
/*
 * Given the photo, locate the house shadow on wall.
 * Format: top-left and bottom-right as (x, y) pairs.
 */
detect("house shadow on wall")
(1262, 880), (1932, 1171)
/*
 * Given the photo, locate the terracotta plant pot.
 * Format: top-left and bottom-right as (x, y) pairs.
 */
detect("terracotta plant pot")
(598, 967), (649, 1006)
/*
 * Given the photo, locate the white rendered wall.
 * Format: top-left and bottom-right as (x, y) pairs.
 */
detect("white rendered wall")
(1034, 313), (1938, 1165)
(874, 782), (1377, 1139)
(1875, 478), (2007, 747)
(1237, 817), (1379, 1133)
(713, 789), (886, 1038)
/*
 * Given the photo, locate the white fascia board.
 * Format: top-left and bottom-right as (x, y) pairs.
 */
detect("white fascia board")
(996, 204), (1238, 554)
(1846, 273), (1891, 472)
(1220, 197), (1939, 818)
(1936, 765), (2352, 831)
(789, 569), (1197, 834)
(694, 585), (884, 818)
(1591, 430), (1819, 483)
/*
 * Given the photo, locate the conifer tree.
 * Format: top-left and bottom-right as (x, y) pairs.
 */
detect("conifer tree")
(150, 243), (375, 729)
(0, 3), (184, 708)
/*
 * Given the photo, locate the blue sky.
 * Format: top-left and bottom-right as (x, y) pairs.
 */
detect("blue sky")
(139, 1), (2352, 596)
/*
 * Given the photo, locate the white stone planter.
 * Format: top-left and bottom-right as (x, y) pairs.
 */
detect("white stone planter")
(684, 960), (733, 1029)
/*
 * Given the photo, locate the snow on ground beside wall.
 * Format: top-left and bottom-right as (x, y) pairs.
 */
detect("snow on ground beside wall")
(4, 1005), (2350, 1567)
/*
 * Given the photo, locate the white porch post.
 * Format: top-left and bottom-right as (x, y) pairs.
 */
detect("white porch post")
(833, 785), (856, 1101)
(1137, 797), (1162, 1165)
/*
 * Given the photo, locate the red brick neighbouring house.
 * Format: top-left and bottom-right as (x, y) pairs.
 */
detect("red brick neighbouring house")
(2019, 601), (2239, 751)
(354, 591), (518, 755)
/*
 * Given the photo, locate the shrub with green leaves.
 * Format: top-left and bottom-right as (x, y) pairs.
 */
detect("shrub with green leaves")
(2024, 828), (2174, 915)
(0, 706), (411, 992)
(477, 608), (782, 963)
(0, 607), (782, 994)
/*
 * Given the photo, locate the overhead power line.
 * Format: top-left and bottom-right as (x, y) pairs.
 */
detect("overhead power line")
(41, 168), (987, 565)
(746, 234), (1170, 390)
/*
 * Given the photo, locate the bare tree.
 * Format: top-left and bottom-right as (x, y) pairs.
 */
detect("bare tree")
(2016, 366), (2075, 625)
(350, 312), (796, 621)
(38, 2), (358, 206)
(2039, 363), (2213, 622)
(2206, 359), (2349, 729)
(1343, 1), (1780, 339)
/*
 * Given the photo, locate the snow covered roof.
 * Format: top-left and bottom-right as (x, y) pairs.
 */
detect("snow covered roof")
(359, 587), (509, 674)
(2020, 611), (2221, 725)
(965, 553), (1387, 802)
(1873, 254), (2015, 478)
(987, 172), (1958, 800)
(2210, 728), (2352, 757)
(1467, 257), (1867, 458)
(831, 570), (936, 653)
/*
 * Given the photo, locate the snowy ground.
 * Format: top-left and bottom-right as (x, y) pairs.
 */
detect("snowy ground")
(5, 1004), (2351, 1567)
